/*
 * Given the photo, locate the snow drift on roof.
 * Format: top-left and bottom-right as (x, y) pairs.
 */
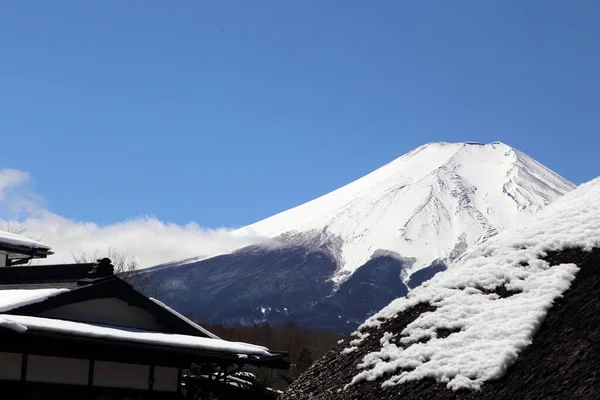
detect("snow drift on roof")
(344, 177), (600, 390)
(0, 230), (51, 251)
(0, 314), (274, 357)
(0, 288), (69, 313)
(150, 297), (221, 340)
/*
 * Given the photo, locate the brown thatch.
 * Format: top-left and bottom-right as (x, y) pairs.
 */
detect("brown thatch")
(284, 247), (600, 400)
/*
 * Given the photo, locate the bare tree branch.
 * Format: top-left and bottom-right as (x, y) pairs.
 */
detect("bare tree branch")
(72, 247), (162, 297)
(0, 221), (43, 242)
(0, 222), (43, 265)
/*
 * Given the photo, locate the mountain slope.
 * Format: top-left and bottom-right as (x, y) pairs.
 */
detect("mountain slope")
(238, 141), (574, 284)
(150, 142), (575, 332)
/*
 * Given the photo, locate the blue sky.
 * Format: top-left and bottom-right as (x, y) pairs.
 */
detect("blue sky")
(1, 1), (599, 229)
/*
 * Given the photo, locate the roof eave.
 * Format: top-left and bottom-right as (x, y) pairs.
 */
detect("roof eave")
(0, 242), (54, 262)
(0, 326), (290, 369)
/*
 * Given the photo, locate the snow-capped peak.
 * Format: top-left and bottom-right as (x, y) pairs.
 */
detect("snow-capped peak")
(238, 142), (575, 284)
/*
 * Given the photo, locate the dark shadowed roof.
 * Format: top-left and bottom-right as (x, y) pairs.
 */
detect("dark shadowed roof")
(0, 260), (112, 286)
(0, 282), (81, 290)
(0, 260), (114, 302)
(284, 247), (600, 400)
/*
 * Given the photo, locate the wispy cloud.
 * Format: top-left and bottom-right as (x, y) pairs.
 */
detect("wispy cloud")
(0, 169), (29, 198)
(0, 168), (268, 268)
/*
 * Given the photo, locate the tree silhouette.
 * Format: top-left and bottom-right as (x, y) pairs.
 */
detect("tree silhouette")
(296, 347), (314, 375)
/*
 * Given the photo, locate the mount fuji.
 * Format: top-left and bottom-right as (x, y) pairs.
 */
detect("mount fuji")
(148, 142), (575, 333)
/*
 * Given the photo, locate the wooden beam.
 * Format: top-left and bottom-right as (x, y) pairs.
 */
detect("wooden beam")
(149, 364), (155, 391)
(88, 359), (95, 387)
(177, 367), (182, 394)
(20, 353), (27, 382)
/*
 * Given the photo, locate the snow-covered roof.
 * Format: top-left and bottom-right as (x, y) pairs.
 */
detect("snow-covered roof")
(150, 297), (220, 340)
(0, 287), (275, 359)
(0, 314), (273, 357)
(0, 230), (51, 251)
(0, 289), (69, 313)
(344, 177), (600, 390)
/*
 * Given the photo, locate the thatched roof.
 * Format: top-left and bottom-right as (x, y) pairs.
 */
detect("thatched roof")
(285, 247), (600, 400)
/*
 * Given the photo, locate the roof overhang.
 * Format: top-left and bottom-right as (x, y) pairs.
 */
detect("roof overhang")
(0, 231), (53, 266)
(0, 242), (54, 266)
(0, 323), (290, 369)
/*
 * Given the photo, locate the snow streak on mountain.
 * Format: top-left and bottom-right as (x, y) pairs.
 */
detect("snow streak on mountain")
(238, 141), (575, 284)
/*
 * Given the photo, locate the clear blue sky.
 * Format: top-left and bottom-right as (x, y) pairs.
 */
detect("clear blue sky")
(1, 1), (599, 228)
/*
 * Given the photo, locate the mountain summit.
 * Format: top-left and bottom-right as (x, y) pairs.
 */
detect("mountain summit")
(150, 142), (575, 332)
(238, 141), (575, 284)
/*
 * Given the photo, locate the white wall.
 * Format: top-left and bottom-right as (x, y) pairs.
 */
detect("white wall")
(93, 361), (150, 390)
(0, 352), (179, 393)
(0, 352), (22, 380)
(39, 298), (168, 331)
(27, 355), (89, 385)
(153, 366), (179, 392)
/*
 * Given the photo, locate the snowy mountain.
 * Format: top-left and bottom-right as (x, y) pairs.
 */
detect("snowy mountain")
(238, 141), (575, 284)
(148, 141), (575, 332)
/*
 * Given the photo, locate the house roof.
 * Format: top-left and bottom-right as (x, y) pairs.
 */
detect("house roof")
(0, 288), (69, 313)
(0, 317), (289, 370)
(149, 297), (220, 340)
(0, 260), (108, 285)
(284, 247), (600, 399)
(2, 274), (221, 339)
(0, 230), (51, 251)
(0, 314), (272, 356)
(0, 230), (53, 264)
(0, 258), (290, 369)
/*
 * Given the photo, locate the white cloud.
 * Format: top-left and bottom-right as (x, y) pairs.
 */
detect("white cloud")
(0, 169), (269, 268)
(0, 169), (45, 217)
(0, 169), (29, 199)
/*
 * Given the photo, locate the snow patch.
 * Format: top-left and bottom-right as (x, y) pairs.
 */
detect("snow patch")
(0, 289), (69, 313)
(0, 314), (274, 357)
(259, 306), (271, 315)
(150, 297), (220, 339)
(0, 230), (51, 251)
